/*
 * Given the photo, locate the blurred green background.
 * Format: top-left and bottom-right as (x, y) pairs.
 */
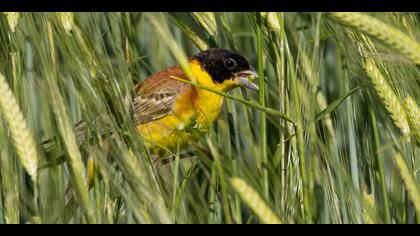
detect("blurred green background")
(0, 12), (419, 224)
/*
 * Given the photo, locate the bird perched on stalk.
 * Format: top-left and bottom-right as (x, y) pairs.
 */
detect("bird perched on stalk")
(132, 48), (259, 154)
(73, 47), (259, 157)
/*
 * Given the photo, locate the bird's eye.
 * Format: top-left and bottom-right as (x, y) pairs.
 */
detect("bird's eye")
(224, 58), (237, 70)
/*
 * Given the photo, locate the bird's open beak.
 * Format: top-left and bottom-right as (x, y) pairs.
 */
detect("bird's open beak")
(233, 66), (259, 92)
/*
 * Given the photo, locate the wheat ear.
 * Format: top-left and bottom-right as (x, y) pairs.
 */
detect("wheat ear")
(364, 59), (411, 136)
(328, 12), (420, 65)
(403, 96), (420, 143)
(0, 74), (38, 181)
(231, 177), (282, 224)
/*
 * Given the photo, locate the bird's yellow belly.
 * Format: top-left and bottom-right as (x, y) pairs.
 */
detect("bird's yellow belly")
(137, 114), (194, 154)
(137, 90), (224, 154)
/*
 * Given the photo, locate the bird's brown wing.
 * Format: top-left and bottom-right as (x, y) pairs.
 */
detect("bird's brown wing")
(71, 65), (191, 144)
(133, 65), (192, 125)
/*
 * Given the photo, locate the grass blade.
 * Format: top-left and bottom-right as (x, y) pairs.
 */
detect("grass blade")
(315, 86), (360, 122)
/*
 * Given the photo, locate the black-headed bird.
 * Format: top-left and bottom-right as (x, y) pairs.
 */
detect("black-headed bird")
(132, 48), (258, 154)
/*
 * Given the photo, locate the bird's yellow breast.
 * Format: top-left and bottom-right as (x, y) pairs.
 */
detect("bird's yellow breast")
(137, 60), (227, 154)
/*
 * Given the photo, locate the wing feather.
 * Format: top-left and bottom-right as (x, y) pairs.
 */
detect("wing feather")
(133, 65), (192, 125)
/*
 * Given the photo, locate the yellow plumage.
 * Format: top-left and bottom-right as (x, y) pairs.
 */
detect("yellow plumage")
(137, 60), (229, 153)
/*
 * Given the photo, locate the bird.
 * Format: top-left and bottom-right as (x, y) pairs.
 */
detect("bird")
(132, 47), (259, 155)
(72, 47), (259, 158)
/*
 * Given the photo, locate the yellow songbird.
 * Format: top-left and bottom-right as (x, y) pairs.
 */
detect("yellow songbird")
(131, 48), (258, 154)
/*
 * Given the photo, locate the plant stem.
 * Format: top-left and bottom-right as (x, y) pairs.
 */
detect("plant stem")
(257, 12), (269, 201)
(285, 37), (311, 223)
(370, 108), (391, 223)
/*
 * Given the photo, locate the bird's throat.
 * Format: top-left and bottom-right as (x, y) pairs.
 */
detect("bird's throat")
(189, 60), (226, 129)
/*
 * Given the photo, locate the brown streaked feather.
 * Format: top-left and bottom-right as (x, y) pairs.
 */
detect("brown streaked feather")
(133, 65), (192, 125)
(72, 65), (192, 144)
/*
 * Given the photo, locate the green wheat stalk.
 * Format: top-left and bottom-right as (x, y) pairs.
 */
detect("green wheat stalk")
(328, 12), (420, 65)
(0, 150), (20, 223)
(256, 12), (269, 200)
(146, 14), (195, 82)
(192, 12), (218, 37)
(46, 21), (93, 222)
(393, 153), (420, 222)
(0, 74), (38, 181)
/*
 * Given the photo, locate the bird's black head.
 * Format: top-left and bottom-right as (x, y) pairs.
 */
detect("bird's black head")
(192, 48), (255, 84)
